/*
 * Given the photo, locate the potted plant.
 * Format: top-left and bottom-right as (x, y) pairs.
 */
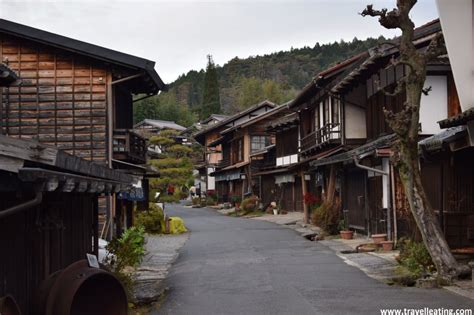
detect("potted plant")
(372, 233), (387, 245)
(338, 218), (353, 240)
(380, 240), (394, 251)
(231, 195), (242, 209)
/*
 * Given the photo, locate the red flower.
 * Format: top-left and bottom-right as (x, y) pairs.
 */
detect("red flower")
(304, 192), (320, 206)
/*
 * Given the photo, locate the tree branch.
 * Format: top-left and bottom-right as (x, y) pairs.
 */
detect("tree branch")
(383, 77), (407, 97)
(360, 4), (401, 29)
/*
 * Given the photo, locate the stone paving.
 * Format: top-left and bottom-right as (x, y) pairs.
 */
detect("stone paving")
(133, 233), (189, 305)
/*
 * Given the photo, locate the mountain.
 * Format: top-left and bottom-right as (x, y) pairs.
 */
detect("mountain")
(134, 36), (386, 126)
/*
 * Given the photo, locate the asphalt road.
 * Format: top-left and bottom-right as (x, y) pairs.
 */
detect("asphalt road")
(153, 203), (474, 315)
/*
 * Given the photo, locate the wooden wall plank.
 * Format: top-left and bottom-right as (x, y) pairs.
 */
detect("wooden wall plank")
(1, 35), (108, 162)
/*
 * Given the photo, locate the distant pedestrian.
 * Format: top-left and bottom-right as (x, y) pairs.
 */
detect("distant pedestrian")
(167, 184), (175, 195)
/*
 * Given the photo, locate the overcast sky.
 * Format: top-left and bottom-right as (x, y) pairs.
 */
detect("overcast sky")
(1, 0), (439, 83)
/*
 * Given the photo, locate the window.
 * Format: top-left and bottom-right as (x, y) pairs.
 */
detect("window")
(251, 136), (269, 153)
(232, 138), (244, 162)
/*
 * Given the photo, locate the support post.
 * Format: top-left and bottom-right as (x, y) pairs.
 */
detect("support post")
(301, 171), (309, 224)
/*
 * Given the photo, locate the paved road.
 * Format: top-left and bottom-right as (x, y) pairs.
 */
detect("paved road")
(153, 203), (473, 315)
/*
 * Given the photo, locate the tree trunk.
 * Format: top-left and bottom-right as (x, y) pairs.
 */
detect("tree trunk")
(396, 78), (467, 279)
(361, 0), (469, 280)
(397, 143), (462, 278)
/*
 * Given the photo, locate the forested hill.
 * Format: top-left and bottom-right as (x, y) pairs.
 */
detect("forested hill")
(134, 36), (386, 126)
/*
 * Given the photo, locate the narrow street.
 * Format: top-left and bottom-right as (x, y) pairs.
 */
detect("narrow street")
(153, 203), (474, 315)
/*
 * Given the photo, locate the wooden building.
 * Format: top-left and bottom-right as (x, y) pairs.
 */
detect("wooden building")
(0, 134), (135, 314)
(249, 103), (304, 212)
(305, 19), (465, 247)
(194, 101), (275, 202)
(0, 19), (167, 238)
(286, 52), (370, 222)
(417, 110), (474, 248)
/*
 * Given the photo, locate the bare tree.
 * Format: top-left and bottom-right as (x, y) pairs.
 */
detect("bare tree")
(361, 0), (469, 280)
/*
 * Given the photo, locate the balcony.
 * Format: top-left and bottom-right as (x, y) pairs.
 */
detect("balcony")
(300, 123), (341, 155)
(113, 129), (147, 164)
(216, 157), (231, 169)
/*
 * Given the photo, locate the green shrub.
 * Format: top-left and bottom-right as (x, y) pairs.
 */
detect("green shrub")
(191, 197), (200, 205)
(104, 226), (146, 300)
(311, 200), (341, 235)
(231, 195), (242, 206)
(397, 238), (435, 277)
(205, 196), (216, 206)
(135, 203), (165, 234)
(179, 191), (188, 200)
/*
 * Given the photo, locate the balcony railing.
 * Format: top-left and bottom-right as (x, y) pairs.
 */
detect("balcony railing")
(216, 157), (231, 169)
(300, 123), (341, 154)
(113, 129), (147, 164)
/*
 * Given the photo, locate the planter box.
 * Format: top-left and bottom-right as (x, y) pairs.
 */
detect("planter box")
(340, 230), (354, 240)
(380, 240), (394, 251)
(372, 234), (387, 244)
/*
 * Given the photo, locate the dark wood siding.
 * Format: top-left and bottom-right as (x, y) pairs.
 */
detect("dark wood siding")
(276, 127), (298, 157)
(422, 148), (474, 248)
(0, 192), (95, 314)
(343, 168), (367, 231)
(366, 88), (405, 140)
(0, 34), (108, 161)
(368, 175), (385, 234)
(260, 174), (275, 207)
(294, 177), (304, 212)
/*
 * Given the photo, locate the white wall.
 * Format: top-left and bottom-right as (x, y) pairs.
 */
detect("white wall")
(436, 0), (473, 112)
(207, 167), (215, 190)
(344, 104), (366, 139)
(276, 154), (298, 167)
(420, 75), (447, 135)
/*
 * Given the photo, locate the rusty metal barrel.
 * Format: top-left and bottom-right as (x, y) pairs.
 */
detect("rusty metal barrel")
(34, 260), (128, 315)
(0, 295), (21, 315)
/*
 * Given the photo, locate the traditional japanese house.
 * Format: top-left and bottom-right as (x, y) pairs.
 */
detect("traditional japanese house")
(0, 19), (167, 238)
(192, 114), (229, 194)
(134, 119), (187, 157)
(246, 103), (304, 213)
(194, 101), (275, 202)
(309, 19), (464, 243)
(287, 52), (370, 222)
(0, 134), (136, 314)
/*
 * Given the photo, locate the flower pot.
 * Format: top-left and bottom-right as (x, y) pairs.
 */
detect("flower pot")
(273, 209), (278, 215)
(340, 230), (354, 240)
(372, 233), (387, 244)
(380, 240), (394, 251)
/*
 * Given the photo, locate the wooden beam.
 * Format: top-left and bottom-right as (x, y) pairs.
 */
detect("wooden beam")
(300, 170), (309, 224)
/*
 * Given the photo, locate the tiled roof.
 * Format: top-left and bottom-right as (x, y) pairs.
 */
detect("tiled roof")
(134, 119), (186, 131)
(438, 108), (474, 129)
